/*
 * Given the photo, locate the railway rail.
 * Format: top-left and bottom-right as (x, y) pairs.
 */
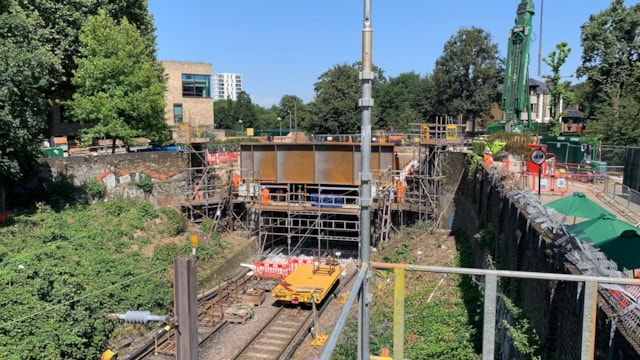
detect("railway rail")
(126, 251), (356, 360)
(231, 306), (312, 360)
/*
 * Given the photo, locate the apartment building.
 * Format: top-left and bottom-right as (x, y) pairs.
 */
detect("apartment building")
(161, 61), (214, 139)
(213, 73), (243, 101)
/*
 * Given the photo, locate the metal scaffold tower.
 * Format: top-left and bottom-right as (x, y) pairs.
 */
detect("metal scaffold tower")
(235, 182), (362, 255)
(176, 128), (232, 228)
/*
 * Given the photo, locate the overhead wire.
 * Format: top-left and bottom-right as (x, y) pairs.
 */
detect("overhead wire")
(0, 264), (171, 329)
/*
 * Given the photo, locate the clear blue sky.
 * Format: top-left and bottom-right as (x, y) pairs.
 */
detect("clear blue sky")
(149, 1), (631, 108)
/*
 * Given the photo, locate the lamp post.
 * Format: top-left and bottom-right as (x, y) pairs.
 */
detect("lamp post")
(277, 117), (282, 136)
(288, 110), (292, 134)
(238, 119), (243, 135)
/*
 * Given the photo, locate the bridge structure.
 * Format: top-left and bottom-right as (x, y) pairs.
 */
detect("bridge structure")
(170, 118), (467, 255)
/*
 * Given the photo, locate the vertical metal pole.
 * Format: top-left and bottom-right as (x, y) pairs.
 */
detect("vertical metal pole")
(607, 318), (617, 360)
(482, 274), (497, 360)
(174, 257), (198, 360)
(581, 280), (598, 359)
(358, 0), (374, 358)
(538, 165), (542, 200)
(393, 268), (405, 360)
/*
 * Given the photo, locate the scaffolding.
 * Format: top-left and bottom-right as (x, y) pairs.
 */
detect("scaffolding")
(169, 125), (455, 251)
(177, 128), (233, 228)
(234, 182), (363, 254)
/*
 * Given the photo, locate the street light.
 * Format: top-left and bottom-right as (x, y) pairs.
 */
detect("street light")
(288, 110), (292, 134)
(277, 117), (282, 136)
(238, 119), (243, 135)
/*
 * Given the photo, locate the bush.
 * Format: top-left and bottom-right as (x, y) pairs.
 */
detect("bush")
(85, 178), (106, 200)
(41, 177), (77, 209)
(135, 173), (154, 193)
(160, 207), (187, 236)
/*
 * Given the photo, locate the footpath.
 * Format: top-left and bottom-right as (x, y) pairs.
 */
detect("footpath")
(496, 159), (640, 226)
(539, 180), (640, 226)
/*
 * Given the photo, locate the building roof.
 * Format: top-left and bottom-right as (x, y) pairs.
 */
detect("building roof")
(563, 109), (585, 118)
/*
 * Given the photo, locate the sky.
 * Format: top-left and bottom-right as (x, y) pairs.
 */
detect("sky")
(149, 1), (635, 108)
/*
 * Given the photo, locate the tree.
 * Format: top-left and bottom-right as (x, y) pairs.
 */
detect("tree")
(375, 72), (423, 132)
(543, 41), (576, 135)
(429, 27), (502, 128)
(577, 0), (640, 145)
(308, 64), (361, 134)
(0, 9), (55, 184)
(65, 10), (168, 152)
(235, 91), (256, 130)
(4, 1), (156, 135)
(309, 63), (384, 134)
(416, 74), (439, 121)
(278, 95), (307, 133)
(213, 98), (236, 130)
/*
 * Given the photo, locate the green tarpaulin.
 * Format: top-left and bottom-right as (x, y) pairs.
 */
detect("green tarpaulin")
(566, 212), (638, 244)
(567, 213), (640, 269)
(596, 230), (640, 270)
(545, 192), (609, 220)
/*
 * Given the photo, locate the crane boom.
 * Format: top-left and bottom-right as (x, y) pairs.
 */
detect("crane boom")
(503, 0), (534, 127)
(488, 0), (535, 134)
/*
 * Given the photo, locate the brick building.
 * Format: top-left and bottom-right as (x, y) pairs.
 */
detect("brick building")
(161, 60), (215, 140)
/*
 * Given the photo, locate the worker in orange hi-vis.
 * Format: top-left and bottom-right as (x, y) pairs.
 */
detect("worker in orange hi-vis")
(396, 178), (405, 203)
(483, 149), (494, 167)
(261, 186), (270, 205)
(232, 174), (240, 190)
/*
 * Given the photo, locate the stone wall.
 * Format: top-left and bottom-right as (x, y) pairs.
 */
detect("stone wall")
(450, 152), (640, 359)
(39, 151), (187, 208)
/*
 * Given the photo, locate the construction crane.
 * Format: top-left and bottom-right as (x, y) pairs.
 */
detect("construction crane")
(487, 0), (535, 134)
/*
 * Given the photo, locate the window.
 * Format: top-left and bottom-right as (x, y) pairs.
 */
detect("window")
(182, 74), (210, 97)
(173, 104), (183, 123)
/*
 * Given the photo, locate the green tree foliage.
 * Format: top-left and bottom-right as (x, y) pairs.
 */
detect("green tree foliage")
(542, 41), (575, 135)
(375, 72), (423, 132)
(0, 199), (174, 360)
(429, 27), (502, 127)
(213, 98), (236, 130)
(0, 9), (55, 183)
(65, 10), (168, 152)
(3, 0), (156, 141)
(235, 90), (257, 130)
(416, 74), (439, 120)
(577, 0), (640, 145)
(278, 95), (308, 133)
(213, 91), (257, 133)
(309, 63), (385, 134)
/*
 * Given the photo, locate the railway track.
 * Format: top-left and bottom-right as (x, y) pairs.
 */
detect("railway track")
(128, 268), (258, 359)
(128, 252), (357, 360)
(231, 306), (313, 360)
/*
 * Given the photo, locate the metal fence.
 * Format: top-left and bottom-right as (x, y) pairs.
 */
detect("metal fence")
(319, 169), (640, 359)
(593, 179), (640, 226)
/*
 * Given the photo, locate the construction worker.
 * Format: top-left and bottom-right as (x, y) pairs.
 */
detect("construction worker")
(484, 149), (494, 167)
(261, 186), (270, 205)
(396, 178), (404, 203)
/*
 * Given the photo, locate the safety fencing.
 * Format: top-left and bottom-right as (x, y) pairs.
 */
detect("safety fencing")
(593, 179), (640, 225)
(252, 258), (322, 279)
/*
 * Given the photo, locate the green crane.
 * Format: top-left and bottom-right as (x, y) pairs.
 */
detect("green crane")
(488, 0), (535, 134)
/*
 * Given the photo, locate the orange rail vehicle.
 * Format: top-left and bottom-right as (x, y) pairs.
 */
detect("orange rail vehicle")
(271, 261), (343, 304)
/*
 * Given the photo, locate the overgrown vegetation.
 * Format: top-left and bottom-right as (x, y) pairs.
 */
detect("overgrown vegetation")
(160, 207), (188, 237)
(0, 198), (223, 359)
(134, 173), (154, 193)
(85, 178), (106, 200)
(333, 223), (481, 359)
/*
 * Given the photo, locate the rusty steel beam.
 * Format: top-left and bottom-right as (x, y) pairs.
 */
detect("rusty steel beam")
(239, 143), (394, 185)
